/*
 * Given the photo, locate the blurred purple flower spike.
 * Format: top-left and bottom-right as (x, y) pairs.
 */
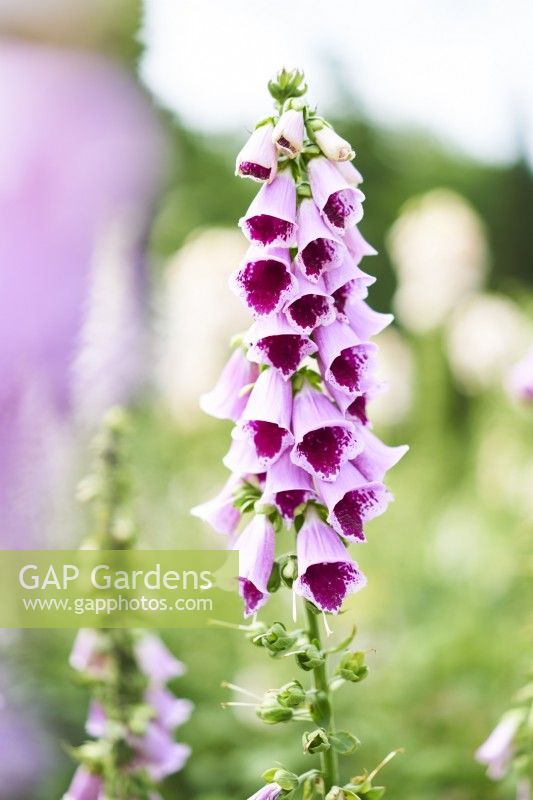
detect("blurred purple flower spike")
(0, 40), (164, 547)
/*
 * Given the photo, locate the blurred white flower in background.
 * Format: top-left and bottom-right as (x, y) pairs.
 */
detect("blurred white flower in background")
(388, 189), (488, 333)
(446, 294), (531, 394)
(157, 228), (250, 424)
(369, 327), (415, 426)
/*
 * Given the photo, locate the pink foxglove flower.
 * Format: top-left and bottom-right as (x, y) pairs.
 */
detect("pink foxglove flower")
(145, 688), (193, 730)
(475, 711), (523, 780)
(295, 508), (366, 612)
(353, 426), (409, 482)
(235, 367), (294, 468)
(323, 260), (376, 317)
(191, 472), (243, 535)
(200, 347), (258, 421)
(506, 347), (533, 403)
(272, 108), (305, 157)
(315, 126), (355, 162)
(343, 225), (377, 261)
(291, 385), (361, 481)
(341, 298), (393, 339)
(261, 450), (316, 525)
(308, 157), (365, 233)
(285, 275), (336, 335)
(239, 172), (297, 246)
(316, 461), (391, 541)
(131, 723), (191, 781)
(247, 784), (283, 800)
(236, 514), (276, 616)
(223, 436), (264, 474)
(135, 634), (185, 684)
(230, 246), (296, 317)
(195, 70), (407, 625)
(236, 122), (278, 182)
(296, 198), (346, 281)
(335, 160), (364, 186)
(69, 629), (110, 679)
(315, 319), (378, 399)
(63, 766), (102, 800)
(247, 313), (317, 379)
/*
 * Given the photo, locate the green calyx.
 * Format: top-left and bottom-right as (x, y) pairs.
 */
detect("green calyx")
(268, 68), (307, 106)
(336, 651), (369, 684)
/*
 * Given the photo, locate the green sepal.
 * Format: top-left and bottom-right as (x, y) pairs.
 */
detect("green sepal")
(336, 651), (369, 684)
(329, 731), (361, 755)
(302, 728), (330, 754)
(295, 643), (325, 672)
(278, 680), (306, 708)
(267, 560), (282, 593)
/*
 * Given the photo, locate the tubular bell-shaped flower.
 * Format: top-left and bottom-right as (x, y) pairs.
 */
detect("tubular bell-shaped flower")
(308, 157), (365, 233)
(236, 514), (276, 616)
(239, 172), (298, 246)
(191, 472), (243, 535)
(295, 508), (366, 613)
(247, 313), (317, 379)
(314, 319), (378, 399)
(284, 274), (336, 335)
(200, 347), (258, 421)
(236, 121), (278, 182)
(296, 198), (346, 281)
(341, 298), (394, 339)
(235, 367), (294, 468)
(273, 108), (305, 157)
(315, 125), (355, 162)
(352, 426), (409, 483)
(291, 384), (361, 481)
(316, 461), (391, 541)
(230, 246), (296, 317)
(261, 450), (316, 525)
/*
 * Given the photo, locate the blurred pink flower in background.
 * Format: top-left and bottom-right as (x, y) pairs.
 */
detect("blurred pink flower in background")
(0, 39), (164, 547)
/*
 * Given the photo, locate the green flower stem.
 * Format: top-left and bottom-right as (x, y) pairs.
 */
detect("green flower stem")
(305, 602), (340, 791)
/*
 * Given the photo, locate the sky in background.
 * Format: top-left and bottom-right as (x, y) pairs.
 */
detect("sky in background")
(140, 0), (533, 165)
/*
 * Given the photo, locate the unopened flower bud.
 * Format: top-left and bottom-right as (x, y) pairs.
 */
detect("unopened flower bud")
(314, 126), (354, 162)
(277, 680), (306, 708)
(302, 728), (330, 754)
(280, 554), (298, 587)
(257, 703), (293, 724)
(296, 644), (325, 671)
(273, 109), (304, 158)
(259, 622), (296, 654)
(336, 651), (369, 683)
